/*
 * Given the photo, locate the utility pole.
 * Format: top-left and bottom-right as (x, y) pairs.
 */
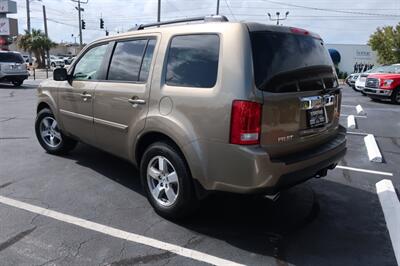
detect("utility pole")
(216, 0), (220, 15)
(42, 5), (50, 69)
(26, 0), (31, 33)
(157, 0), (161, 22)
(267, 11), (289, 25)
(26, 0), (32, 65)
(71, 0), (88, 49)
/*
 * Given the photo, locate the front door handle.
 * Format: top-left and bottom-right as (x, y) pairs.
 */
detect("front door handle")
(79, 92), (92, 102)
(128, 98), (146, 105)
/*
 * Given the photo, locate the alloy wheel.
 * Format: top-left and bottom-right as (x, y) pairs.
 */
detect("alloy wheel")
(146, 156), (179, 207)
(39, 117), (62, 148)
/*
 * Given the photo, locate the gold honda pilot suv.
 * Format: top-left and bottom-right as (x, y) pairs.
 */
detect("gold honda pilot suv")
(35, 16), (346, 219)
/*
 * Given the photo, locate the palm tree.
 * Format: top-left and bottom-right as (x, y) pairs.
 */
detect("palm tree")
(17, 29), (56, 68)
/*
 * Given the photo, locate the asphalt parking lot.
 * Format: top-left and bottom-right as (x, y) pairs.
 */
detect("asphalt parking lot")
(0, 80), (399, 265)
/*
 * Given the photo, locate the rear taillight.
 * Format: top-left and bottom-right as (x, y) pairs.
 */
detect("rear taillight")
(230, 100), (262, 145)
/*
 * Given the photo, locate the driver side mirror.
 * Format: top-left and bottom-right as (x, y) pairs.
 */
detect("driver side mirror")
(53, 67), (69, 81)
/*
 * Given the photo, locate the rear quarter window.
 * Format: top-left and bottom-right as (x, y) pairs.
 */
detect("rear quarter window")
(166, 34), (219, 88)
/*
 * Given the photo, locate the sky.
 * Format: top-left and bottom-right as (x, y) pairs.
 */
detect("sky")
(9, 0), (400, 45)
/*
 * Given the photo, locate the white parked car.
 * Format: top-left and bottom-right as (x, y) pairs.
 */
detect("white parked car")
(354, 65), (395, 93)
(48, 55), (65, 68)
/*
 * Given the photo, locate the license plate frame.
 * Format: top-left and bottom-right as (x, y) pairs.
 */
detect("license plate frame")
(307, 107), (326, 128)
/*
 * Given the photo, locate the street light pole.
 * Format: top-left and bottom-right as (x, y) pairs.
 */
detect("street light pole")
(157, 0), (161, 22)
(267, 11), (289, 25)
(216, 0), (220, 15)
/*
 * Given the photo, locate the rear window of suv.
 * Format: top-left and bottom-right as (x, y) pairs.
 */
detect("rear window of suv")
(166, 34), (219, 88)
(249, 31), (334, 92)
(0, 52), (24, 64)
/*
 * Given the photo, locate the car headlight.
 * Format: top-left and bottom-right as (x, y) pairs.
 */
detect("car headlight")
(383, 79), (394, 86)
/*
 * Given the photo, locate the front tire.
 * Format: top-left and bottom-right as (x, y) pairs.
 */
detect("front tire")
(35, 108), (77, 155)
(140, 142), (198, 220)
(391, 88), (400, 104)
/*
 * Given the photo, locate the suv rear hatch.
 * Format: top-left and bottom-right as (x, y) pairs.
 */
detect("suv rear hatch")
(248, 25), (341, 159)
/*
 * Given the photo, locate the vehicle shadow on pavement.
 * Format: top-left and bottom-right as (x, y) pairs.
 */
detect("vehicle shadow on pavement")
(0, 84), (36, 90)
(181, 179), (396, 265)
(62, 144), (396, 265)
(66, 143), (144, 196)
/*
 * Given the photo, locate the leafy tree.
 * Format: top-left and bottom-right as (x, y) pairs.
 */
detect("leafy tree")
(17, 29), (56, 68)
(368, 23), (400, 64)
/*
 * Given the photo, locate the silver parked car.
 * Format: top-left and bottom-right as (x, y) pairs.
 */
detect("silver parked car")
(0, 51), (29, 87)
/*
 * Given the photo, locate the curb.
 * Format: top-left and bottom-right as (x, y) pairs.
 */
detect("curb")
(356, 104), (366, 115)
(364, 134), (382, 163)
(376, 179), (400, 265)
(347, 115), (356, 129)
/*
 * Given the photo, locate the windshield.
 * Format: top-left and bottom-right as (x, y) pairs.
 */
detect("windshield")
(383, 64), (400, 74)
(0, 53), (24, 63)
(250, 31), (334, 91)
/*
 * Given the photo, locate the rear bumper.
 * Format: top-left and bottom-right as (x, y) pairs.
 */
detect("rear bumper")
(0, 74), (29, 81)
(184, 126), (347, 194)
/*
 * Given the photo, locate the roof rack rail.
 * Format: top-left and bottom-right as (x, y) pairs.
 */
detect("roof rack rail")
(134, 15), (229, 30)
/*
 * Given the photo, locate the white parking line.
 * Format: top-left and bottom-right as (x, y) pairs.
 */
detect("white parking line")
(346, 131), (368, 136)
(0, 195), (244, 266)
(340, 114), (367, 118)
(341, 104), (356, 108)
(336, 165), (393, 176)
(376, 179), (400, 265)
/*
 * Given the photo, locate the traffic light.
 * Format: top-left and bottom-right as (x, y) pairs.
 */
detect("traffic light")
(100, 18), (104, 29)
(105, 30), (109, 36)
(81, 19), (86, 30)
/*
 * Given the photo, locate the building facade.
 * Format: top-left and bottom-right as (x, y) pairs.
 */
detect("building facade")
(325, 44), (378, 75)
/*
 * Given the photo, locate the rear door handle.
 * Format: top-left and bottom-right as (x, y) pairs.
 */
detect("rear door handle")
(128, 98), (146, 105)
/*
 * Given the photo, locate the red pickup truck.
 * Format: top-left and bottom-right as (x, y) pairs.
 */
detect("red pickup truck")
(363, 69), (400, 104)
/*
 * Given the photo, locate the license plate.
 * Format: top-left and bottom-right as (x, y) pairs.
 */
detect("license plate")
(307, 107), (326, 128)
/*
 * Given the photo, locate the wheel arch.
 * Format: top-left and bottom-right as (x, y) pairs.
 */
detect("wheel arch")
(135, 131), (185, 166)
(134, 130), (209, 199)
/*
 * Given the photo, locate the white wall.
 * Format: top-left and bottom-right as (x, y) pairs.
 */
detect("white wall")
(325, 44), (378, 75)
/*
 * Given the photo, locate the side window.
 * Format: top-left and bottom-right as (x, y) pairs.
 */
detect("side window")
(166, 34), (220, 88)
(73, 44), (108, 80)
(108, 39), (147, 82)
(138, 39), (156, 82)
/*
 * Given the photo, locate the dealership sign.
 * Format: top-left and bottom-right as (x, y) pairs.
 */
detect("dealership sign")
(0, 0), (17, 13)
(0, 17), (17, 36)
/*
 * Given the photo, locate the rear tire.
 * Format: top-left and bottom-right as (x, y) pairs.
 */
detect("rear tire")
(391, 88), (400, 104)
(140, 141), (198, 220)
(35, 108), (77, 155)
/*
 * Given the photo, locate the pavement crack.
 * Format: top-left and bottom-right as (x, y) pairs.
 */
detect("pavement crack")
(0, 137), (30, 140)
(0, 117), (16, 122)
(0, 181), (13, 189)
(0, 227), (37, 252)
(109, 251), (176, 266)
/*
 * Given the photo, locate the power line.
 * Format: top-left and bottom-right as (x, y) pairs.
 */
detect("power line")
(261, 0), (400, 17)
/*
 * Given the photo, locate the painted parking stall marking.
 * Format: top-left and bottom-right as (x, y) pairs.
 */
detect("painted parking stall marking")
(336, 165), (393, 176)
(0, 195), (244, 266)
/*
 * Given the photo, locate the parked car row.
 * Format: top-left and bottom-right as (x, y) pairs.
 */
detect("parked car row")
(346, 64), (400, 104)
(21, 54), (76, 68)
